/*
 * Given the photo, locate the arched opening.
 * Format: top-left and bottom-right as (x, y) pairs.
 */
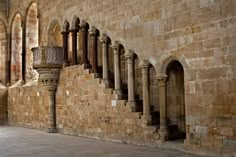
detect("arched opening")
(96, 30), (102, 74)
(134, 54), (142, 110)
(120, 45), (128, 94)
(149, 65), (159, 125)
(0, 20), (7, 85)
(68, 29), (72, 64)
(26, 3), (39, 81)
(107, 38), (114, 87)
(48, 20), (62, 46)
(166, 60), (185, 140)
(11, 13), (22, 84)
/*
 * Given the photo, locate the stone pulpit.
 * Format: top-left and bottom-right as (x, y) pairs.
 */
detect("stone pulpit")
(32, 46), (64, 133)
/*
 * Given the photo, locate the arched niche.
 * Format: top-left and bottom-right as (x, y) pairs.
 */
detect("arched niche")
(166, 60), (186, 140)
(26, 3), (39, 81)
(11, 13), (22, 83)
(47, 20), (62, 46)
(0, 20), (7, 85)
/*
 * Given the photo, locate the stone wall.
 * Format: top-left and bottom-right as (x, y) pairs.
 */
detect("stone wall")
(4, 0), (236, 156)
(0, 86), (7, 124)
(8, 84), (49, 130)
(56, 65), (159, 145)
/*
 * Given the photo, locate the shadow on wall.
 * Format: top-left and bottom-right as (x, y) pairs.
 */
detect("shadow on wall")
(0, 85), (8, 124)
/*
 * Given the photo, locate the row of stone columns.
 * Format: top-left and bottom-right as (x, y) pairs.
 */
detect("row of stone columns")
(61, 25), (169, 141)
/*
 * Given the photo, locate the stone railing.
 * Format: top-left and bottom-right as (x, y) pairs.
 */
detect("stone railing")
(32, 46), (64, 69)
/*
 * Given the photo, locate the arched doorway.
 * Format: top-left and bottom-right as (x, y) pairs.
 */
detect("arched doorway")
(11, 13), (22, 84)
(26, 3), (39, 81)
(166, 60), (185, 140)
(0, 20), (7, 85)
(48, 20), (62, 46)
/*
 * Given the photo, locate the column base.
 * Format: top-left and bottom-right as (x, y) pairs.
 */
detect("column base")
(126, 101), (136, 112)
(102, 79), (110, 88)
(47, 128), (58, 133)
(113, 89), (122, 95)
(159, 127), (168, 142)
(141, 114), (152, 125)
(63, 62), (70, 67)
(83, 63), (91, 69)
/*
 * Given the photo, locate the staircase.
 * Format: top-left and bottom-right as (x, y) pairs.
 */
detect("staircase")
(71, 65), (185, 141)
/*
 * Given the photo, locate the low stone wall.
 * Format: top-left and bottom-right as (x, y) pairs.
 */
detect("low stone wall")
(56, 65), (160, 145)
(8, 84), (49, 130)
(0, 86), (7, 124)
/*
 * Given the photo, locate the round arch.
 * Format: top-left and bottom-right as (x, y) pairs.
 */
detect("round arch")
(158, 55), (188, 77)
(25, 2), (39, 81)
(47, 19), (62, 46)
(11, 13), (23, 83)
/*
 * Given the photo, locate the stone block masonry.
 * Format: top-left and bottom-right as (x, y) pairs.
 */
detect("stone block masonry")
(2, 0), (236, 156)
(56, 65), (160, 145)
(8, 85), (49, 130)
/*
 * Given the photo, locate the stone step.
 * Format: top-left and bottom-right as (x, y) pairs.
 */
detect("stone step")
(124, 112), (142, 119)
(103, 88), (113, 94)
(144, 126), (158, 134)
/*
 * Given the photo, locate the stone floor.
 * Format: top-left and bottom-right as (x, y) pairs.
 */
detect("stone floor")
(0, 126), (203, 157)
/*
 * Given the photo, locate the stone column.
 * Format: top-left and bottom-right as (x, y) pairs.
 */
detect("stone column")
(157, 75), (168, 141)
(112, 43), (122, 94)
(80, 22), (91, 69)
(48, 88), (57, 133)
(125, 51), (136, 110)
(100, 34), (109, 85)
(70, 28), (79, 65)
(89, 27), (98, 73)
(61, 31), (69, 65)
(140, 61), (151, 123)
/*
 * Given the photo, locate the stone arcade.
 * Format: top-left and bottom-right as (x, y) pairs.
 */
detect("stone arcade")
(0, 0), (235, 156)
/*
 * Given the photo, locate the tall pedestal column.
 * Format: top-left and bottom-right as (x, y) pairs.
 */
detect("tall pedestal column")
(100, 34), (109, 86)
(61, 31), (69, 66)
(112, 43), (122, 95)
(48, 89), (57, 133)
(32, 47), (64, 133)
(71, 29), (79, 65)
(125, 52), (136, 110)
(89, 27), (98, 73)
(81, 22), (91, 69)
(140, 61), (151, 123)
(157, 75), (168, 141)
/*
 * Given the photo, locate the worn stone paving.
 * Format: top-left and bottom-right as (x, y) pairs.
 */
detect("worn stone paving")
(0, 126), (203, 157)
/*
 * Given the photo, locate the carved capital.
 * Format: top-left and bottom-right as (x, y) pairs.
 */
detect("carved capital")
(139, 60), (149, 69)
(80, 21), (89, 31)
(125, 51), (134, 64)
(111, 42), (120, 55)
(61, 31), (69, 35)
(100, 34), (109, 44)
(156, 74), (168, 87)
(89, 26), (98, 37)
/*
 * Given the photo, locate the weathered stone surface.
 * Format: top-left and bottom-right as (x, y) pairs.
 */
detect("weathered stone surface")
(0, 87), (7, 124)
(1, 0), (236, 156)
